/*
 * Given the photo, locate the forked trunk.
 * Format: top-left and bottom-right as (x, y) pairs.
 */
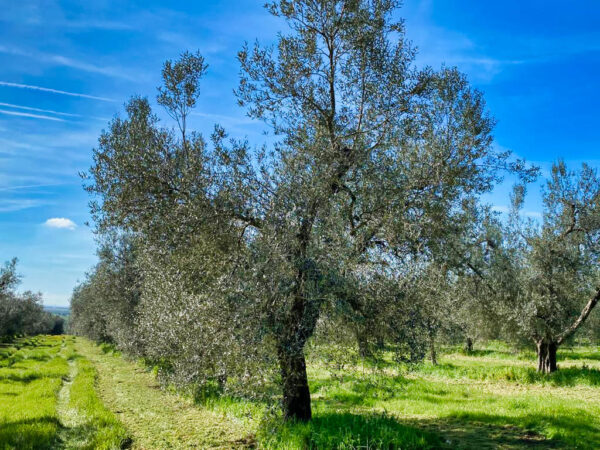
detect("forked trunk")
(536, 339), (558, 374)
(278, 346), (312, 422)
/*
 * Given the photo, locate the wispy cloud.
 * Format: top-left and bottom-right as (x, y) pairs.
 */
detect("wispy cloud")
(0, 102), (82, 118)
(0, 81), (114, 102)
(44, 218), (77, 230)
(0, 182), (67, 192)
(0, 109), (67, 122)
(0, 199), (43, 212)
(0, 45), (137, 81)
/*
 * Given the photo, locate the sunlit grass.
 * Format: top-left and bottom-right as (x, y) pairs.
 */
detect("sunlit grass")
(209, 343), (600, 448)
(64, 351), (129, 449)
(0, 336), (68, 450)
(0, 336), (129, 450)
(6, 336), (598, 448)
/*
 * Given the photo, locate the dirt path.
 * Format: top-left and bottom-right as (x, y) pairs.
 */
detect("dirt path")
(73, 339), (254, 449)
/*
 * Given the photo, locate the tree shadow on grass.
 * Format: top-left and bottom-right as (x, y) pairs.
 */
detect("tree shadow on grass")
(262, 410), (575, 449)
(429, 409), (598, 449)
(261, 411), (443, 449)
(408, 416), (564, 450)
(0, 416), (61, 450)
(558, 350), (600, 362)
(547, 366), (600, 386)
(0, 371), (62, 383)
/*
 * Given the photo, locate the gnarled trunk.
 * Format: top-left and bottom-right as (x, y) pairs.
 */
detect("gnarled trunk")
(278, 346), (311, 421)
(536, 339), (557, 374)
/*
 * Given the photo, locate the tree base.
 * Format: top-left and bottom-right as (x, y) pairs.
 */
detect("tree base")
(536, 339), (557, 374)
(279, 347), (312, 422)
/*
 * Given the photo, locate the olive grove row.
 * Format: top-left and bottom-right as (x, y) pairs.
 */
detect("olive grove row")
(69, 0), (600, 422)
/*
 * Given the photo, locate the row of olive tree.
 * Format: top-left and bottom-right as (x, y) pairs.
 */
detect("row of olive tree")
(495, 164), (600, 373)
(0, 259), (65, 339)
(72, 0), (538, 421)
(420, 165), (600, 374)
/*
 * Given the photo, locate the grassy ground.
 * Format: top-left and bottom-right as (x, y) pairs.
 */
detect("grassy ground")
(2, 337), (599, 448)
(302, 346), (600, 449)
(73, 338), (255, 449)
(0, 335), (127, 449)
(75, 338), (600, 449)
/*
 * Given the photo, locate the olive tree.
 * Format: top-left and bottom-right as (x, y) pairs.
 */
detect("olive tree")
(84, 0), (533, 421)
(70, 234), (142, 351)
(498, 163), (600, 373)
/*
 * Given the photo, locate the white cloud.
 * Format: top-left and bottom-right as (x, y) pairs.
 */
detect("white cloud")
(44, 218), (77, 230)
(523, 211), (543, 219)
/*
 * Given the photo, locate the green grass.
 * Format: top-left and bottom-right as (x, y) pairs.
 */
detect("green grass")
(73, 338), (254, 449)
(0, 336), (68, 449)
(63, 354), (129, 449)
(206, 343), (600, 448)
(2, 337), (600, 448)
(0, 335), (129, 450)
(298, 344), (600, 449)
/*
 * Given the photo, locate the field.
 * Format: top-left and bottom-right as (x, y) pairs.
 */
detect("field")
(0, 336), (599, 449)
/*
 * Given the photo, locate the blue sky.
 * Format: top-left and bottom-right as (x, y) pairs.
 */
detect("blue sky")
(0, 1), (598, 306)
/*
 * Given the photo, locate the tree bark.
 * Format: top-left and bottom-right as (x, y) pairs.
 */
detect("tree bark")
(278, 346), (312, 422)
(536, 339), (558, 374)
(465, 337), (473, 353)
(429, 335), (437, 365)
(556, 288), (600, 346)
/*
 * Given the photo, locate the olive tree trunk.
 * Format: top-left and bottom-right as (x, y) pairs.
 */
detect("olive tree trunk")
(278, 346), (312, 422)
(429, 334), (437, 365)
(536, 339), (558, 374)
(465, 337), (473, 353)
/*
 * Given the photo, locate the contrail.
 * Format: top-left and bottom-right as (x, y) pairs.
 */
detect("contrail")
(0, 102), (81, 117)
(0, 81), (115, 102)
(0, 109), (67, 122)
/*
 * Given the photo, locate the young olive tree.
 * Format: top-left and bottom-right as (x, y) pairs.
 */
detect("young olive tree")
(85, 1), (532, 421)
(500, 163), (600, 373)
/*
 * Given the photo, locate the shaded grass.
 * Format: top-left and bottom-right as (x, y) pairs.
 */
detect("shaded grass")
(258, 412), (441, 449)
(416, 361), (600, 386)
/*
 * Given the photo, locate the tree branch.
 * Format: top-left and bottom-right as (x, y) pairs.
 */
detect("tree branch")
(556, 287), (600, 345)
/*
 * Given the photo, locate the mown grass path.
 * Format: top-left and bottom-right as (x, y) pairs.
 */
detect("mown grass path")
(0, 336), (126, 449)
(74, 339), (255, 449)
(56, 357), (87, 448)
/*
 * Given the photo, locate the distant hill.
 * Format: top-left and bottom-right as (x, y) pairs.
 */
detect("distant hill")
(44, 305), (70, 317)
